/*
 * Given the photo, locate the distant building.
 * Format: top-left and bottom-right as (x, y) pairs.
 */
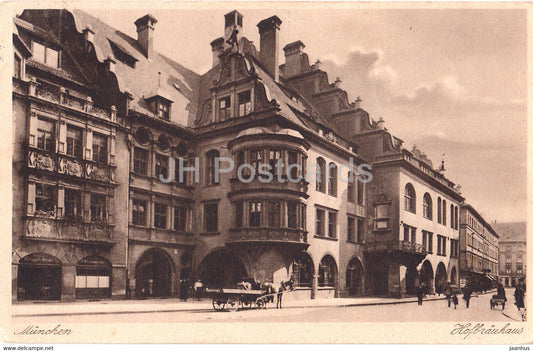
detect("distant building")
(458, 204), (499, 291)
(494, 222), (526, 287)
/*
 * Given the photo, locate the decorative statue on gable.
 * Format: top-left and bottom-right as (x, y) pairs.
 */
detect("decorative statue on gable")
(226, 25), (239, 51)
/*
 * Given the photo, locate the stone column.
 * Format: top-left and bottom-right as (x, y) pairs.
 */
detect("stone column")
(311, 273), (318, 299)
(62, 264), (76, 301)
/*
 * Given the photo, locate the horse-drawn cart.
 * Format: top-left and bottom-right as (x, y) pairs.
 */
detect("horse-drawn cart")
(205, 288), (273, 311)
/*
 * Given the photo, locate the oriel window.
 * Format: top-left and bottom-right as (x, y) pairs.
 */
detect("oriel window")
(268, 201), (281, 228)
(249, 201), (262, 227)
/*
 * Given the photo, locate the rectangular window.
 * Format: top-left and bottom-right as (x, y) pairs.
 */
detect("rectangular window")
(287, 201), (297, 229)
(249, 201), (262, 227)
(64, 189), (81, 219)
(328, 212), (337, 238)
(268, 201), (281, 227)
(269, 149), (282, 176)
(250, 149), (262, 173)
(287, 151), (299, 180)
(410, 227), (416, 243)
(219, 96), (231, 120)
(357, 178), (364, 205)
(90, 194), (106, 222)
(92, 133), (107, 165)
(174, 206), (187, 231)
(238, 90), (251, 116)
(37, 117), (55, 152)
(235, 201), (243, 228)
(422, 231), (428, 251)
(132, 199), (147, 226)
(347, 216), (356, 242)
(347, 175), (355, 203)
(299, 204), (307, 231)
(206, 151), (219, 185)
(204, 203), (218, 232)
(175, 159), (188, 185)
(35, 183), (55, 215)
(404, 225), (410, 242)
(357, 218), (364, 243)
(66, 125), (83, 158)
(32, 41), (46, 64)
(374, 204), (390, 230)
(14, 54), (21, 78)
(154, 203), (167, 229)
(155, 154), (169, 180)
(157, 101), (170, 120)
(316, 209), (325, 236)
(134, 147), (149, 175)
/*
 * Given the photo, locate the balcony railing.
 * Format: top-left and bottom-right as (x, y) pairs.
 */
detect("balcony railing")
(28, 148), (116, 183)
(24, 217), (114, 244)
(366, 240), (428, 255)
(129, 226), (195, 246)
(228, 227), (308, 244)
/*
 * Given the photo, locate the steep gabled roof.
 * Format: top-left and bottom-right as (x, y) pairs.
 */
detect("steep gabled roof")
(493, 222), (526, 243)
(69, 10), (200, 127)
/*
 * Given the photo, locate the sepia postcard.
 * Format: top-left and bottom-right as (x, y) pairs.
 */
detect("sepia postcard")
(1, 0), (531, 347)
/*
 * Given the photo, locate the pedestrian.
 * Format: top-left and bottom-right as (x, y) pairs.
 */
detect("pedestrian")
(514, 284), (525, 311)
(452, 293), (459, 309)
(444, 283), (452, 308)
(276, 281), (285, 309)
(417, 283), (424, 306)
(463, 285), (472, 308)
(193, 279), (203, 301)
(179, 279), (189, 301)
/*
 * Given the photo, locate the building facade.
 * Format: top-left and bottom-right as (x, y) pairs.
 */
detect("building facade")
(12, 9), (495, 301)
(459, 204), (499, 291)
(494, 222), (526, 288)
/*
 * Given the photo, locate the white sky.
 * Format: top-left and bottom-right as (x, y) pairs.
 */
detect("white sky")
(81, 4), (527, 223)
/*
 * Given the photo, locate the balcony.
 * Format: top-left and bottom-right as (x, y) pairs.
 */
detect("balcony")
(129, 226), (195, 247)
(24, 217), (114, 245)
(229, 176), (309, 198)
(228, 227), (309, 249)
(28, 148), (116, 184)
(365, 240), (427, 265)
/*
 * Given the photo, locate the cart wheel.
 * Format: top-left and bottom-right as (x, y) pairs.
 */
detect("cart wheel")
(256, 299), (265, 309)
(227, 297), (239, 312)
(212, 298), (226, 311)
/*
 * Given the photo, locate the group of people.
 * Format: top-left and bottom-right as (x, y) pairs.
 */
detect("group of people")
(443, 283), (471, 309)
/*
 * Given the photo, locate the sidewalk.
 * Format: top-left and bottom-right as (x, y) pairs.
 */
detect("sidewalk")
(12, 294), (448, 317)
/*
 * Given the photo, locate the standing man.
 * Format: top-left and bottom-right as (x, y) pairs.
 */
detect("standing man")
(417, 283), (424, 306)
(276, 281), (286, 309)
(463, 285), (472, 308)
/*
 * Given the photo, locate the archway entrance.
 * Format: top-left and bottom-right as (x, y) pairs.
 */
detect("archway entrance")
(292, 252), (314, 288)
(419, 260), (434, 294)
(198, 249), (247, 289)
(75, 256), (111, 299)
(450, 267), (457, 285)
(17, 253), (62, 301)
(346, 257), (364, 296)
(318, 255), (337, 288)
(135, 248), (174, 298)
(435, 262), (447, 294)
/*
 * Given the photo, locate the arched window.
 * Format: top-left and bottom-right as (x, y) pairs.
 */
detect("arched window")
(423, 193), (432, 220)
(205, 149), (219, 185)
(404, 183), (416, 213)
(327, 163), (337, 196)
(442, 199), (447, 225)
(450, 204), (454, 228)
(316, 158), (326, 193)
(437, 197), (442, 223)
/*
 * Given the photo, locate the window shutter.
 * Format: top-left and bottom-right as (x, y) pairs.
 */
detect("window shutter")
(85, 129), (93, 160)
(29, 113), (38, 147)
(58, 121), (66, 154)
(57, 187), (64, 217)
(27, 182), (35, 214)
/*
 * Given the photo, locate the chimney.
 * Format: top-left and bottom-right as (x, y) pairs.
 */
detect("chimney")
(354, 96), (362, 109)
(257, 15), (282, 81)
(224, 10), (243, 43)
(283, 41), (305, 78)
(210, 37), (225, 67)
(135, 14), (158, 58)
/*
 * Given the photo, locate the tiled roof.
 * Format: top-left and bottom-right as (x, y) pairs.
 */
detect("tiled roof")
(492, 222), (526, 242)
(70, 10), (200, 127)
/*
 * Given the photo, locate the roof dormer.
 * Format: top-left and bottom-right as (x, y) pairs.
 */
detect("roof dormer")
(145, 88), (173, 120)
